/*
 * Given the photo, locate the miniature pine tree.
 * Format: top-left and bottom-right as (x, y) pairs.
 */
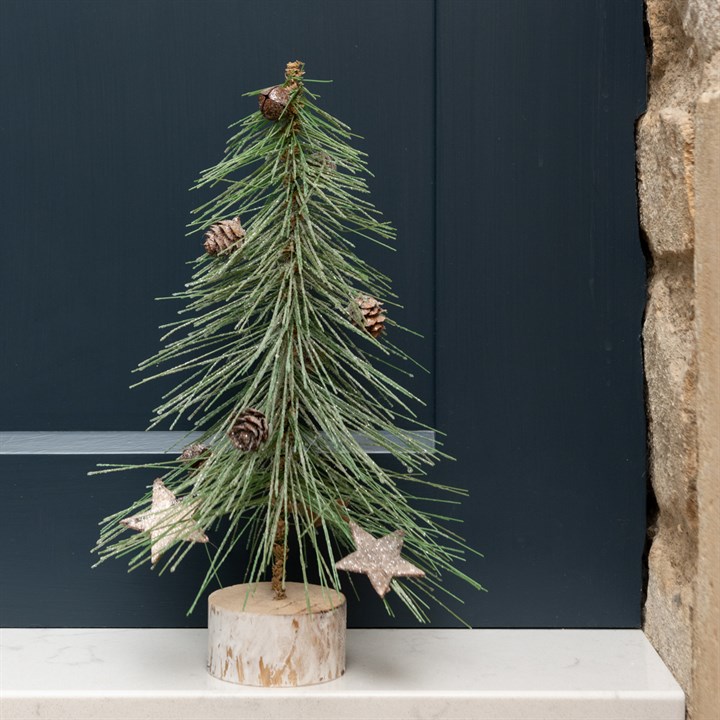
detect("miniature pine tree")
(93, 61), (483, 622)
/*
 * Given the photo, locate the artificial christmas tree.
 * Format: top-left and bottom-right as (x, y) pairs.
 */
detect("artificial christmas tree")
(93, 61), (483, 686)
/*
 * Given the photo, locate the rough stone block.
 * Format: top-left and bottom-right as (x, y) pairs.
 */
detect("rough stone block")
(677, 0), (720, 61)
(638, 108), (695, 256)
(645, 542), (694, 693)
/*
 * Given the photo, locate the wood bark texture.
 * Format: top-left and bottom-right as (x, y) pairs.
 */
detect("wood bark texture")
(207, 582), (346, 687)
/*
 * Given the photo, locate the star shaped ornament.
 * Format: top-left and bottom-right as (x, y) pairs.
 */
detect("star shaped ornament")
(335, 522), (425, 597)
(120, 479), (208, 565)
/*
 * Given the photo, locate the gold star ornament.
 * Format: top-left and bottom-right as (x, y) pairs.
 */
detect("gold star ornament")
(335, 522), (425, 597)
(120, 479), (208, 565)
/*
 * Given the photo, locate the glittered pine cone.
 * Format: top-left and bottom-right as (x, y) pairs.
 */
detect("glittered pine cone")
(308, 150), (336, 173)
(352, 294), (386, 338)
(228, 408), (269, 452)
(203, 217), (245, 256)
(179, 443), (210, 468)
(258, 86), (291, 121)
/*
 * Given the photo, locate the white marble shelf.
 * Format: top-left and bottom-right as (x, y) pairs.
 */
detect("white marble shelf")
(0, 628), (683, 720)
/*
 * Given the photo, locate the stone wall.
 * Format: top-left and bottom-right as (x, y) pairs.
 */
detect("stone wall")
(637, 1), (720, 718)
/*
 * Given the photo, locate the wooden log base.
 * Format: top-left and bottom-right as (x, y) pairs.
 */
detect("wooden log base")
(207, 582), (347, 687)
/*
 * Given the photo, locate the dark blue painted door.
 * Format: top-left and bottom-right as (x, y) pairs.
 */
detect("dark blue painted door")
(0, 0), (647, 628)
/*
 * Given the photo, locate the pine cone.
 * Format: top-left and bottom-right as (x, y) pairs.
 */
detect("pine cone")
(203, 217), (245, 256)
(308, 150), (336, 172)
(228, 408), (269, 451)
(179, 443), (210, 468)
(258, 86), (291, 121)
(352, 294), (387, 338)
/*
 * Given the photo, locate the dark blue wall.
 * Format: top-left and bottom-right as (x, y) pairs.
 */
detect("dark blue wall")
(0, 0), (647, 628)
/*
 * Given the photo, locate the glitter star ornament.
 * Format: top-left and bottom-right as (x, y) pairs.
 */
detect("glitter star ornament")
(120, 479), (208, 565)
(335, 522), (425, 597)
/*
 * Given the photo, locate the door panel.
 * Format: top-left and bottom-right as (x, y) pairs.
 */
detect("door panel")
(0, 0), (647, 628)
(433, 0), (647, 626)
(0, 0), (435, 430)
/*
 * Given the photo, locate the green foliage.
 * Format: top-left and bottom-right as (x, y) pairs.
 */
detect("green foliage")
(93, 64), (484, 622)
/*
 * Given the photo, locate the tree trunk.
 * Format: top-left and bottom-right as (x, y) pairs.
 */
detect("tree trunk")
(207, 582), (346, 686)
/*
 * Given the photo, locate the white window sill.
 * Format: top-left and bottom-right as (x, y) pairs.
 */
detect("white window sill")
(0, 628), (683, 720)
